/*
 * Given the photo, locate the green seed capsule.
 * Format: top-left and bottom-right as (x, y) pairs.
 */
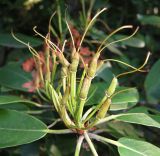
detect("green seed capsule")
(96, 98), (111, 119)
(70, 52), (79, 72)
(87, 53), (100, 78)
(61, 67), (68, 78)
(61, 87), (69, 105)
(97, 60), (104, 71)
(107, 77), (118, 97)
(79, 77), (91, 100)
(58, 53), (70, 67)
(61, 105), (73, 127)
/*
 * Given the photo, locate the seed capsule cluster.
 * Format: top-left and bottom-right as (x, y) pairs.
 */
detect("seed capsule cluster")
(12, 8), (149, 132)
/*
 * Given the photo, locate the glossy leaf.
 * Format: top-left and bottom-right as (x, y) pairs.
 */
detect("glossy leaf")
(0, 33), (42, 48)
(111, 88), (139, 110)
(0, 103), (29, 111)
(137, 14), (160, 28)
(105, 121), (142, 138)
(96, 63), (114, 83)
(0, 95), (28, 105)
(106, 45), (123, 55)
(144, 59), (160, 104)
(0, 95), (39, 106)
(127, 106), (160, 124)
(0, 109), (47, 148)
(116, 113), (160, 128)
(118, 137), (160, 156)
(0, 63), (31, 91)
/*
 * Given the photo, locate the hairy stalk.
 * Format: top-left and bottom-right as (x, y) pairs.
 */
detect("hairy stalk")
(75, 135), (84, 156)
(84, 131), (98, 156)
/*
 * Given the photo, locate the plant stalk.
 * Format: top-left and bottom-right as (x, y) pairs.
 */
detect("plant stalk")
(88, 133), (122, 147)
(46, 129), (74, 134)
(75, 135), (84, 156)
(84, 131), (98, 156)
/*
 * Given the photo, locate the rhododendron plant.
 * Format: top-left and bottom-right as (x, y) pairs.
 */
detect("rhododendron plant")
(1, 7), (160, 156)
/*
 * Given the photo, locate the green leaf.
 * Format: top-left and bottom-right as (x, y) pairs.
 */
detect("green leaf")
(127, 106), (160, 124)
(96, 63), (114, 83)
(106, 45), (123, 55)
(105, 121), (143, 138)
(111, 88), (139, 110)
(0, 109), (47, 148)
(0, 95), (42, 108)
(137, 14), (160, 28)
(0, 33), (42, 48)
(90, 28), (105, 40)
(0, 103), (29, 111)
(0, 63), (32, 91)
(116, 113), (160, 128)
(118, 137), (160, 156)
(86, 82), (109, 106)
(114, 34), (145, 48)
(0, 95), (27, 105)
(144, 59), (160, 104)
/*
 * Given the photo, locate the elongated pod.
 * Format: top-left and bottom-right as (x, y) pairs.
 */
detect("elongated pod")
(96, 98), (111, 119)
(107, 77), (118, 97)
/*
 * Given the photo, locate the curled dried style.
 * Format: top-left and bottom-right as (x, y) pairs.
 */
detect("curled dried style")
(12, 8), (150, 156)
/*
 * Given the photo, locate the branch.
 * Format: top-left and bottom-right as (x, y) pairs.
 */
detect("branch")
(45, 129), (74, 134)
(84, 131), (98, 156)
(75, 135), (84, 156)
